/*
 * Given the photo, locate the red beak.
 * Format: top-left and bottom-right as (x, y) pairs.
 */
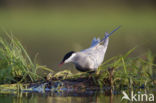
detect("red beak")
(58, 62), (64, 67)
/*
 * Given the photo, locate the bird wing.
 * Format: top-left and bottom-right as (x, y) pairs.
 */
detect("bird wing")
(90, 37), (100, 47)
(82, 26), (117, 54)
(81, 33), (110, 68)
(91, 26), (121, 47)
(81, 37), (101, 52)
(79, 26), (121, 69)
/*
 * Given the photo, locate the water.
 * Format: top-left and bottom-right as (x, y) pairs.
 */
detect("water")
(0, 88), (155, 103)
(0, 90), (121, 103)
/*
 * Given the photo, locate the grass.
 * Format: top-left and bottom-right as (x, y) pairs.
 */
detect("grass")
(0, 33), (53, 84)
(97, 49), (155, 89)
(0, 33), (155, 92)
(47, 47), (156, 89)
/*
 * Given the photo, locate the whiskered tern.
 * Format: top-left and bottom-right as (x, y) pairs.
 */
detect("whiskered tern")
(59, 26), (120, 72)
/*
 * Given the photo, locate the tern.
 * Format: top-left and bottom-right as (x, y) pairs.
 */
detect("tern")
(59, 26), (120, 72)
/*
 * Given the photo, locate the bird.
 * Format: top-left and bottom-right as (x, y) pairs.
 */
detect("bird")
(59, 26), (121, 72)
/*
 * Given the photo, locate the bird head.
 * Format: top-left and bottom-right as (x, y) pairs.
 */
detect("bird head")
(59, 51), (75, 66)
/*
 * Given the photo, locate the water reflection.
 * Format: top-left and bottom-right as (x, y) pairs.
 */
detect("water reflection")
(1, 88), (155, 103)
(0, 89), (120, 103)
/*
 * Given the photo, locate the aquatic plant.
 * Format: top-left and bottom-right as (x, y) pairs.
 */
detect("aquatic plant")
(0, 33), (53, 84)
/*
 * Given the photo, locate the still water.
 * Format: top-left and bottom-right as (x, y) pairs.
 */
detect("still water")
(0, 89), (155, 103)
(0, 90), (121, 103)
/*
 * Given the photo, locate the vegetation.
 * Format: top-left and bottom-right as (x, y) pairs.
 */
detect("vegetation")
(0, 33), (155, 93)
(96, 48), (155, 89)
(0, 33), (53, 84)
(47, 47), (155, 89)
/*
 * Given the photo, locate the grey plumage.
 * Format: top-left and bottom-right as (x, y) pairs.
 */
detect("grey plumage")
(60, 26), (120, 72)
(73, 34), (109, 72)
